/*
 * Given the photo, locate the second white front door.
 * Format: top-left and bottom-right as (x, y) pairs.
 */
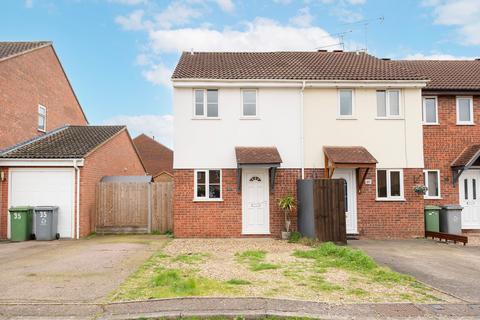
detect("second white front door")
(459, 170), (480, 229)
(242, 169), (270, 234)
(332, 169), (357, 234)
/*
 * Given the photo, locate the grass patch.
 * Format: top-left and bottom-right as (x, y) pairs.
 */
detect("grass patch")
(348, 288), (369, 297)
(226, 279), (251, 285)
(235, 250), (280, 271)
(173, 253), (208, 264)
(309, 275), (342, 292)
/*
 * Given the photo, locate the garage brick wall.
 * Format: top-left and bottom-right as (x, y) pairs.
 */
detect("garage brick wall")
(0, 169), (8, 239)
(0, 46), (87, 149)
(79, 130), (145, 237)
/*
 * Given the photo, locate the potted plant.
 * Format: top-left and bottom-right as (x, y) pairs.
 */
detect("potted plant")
(278, 195), (296, 240)
(413, 185), (428, 195)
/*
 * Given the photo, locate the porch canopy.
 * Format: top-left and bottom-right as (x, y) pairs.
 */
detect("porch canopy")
(323, 146), (377, 193)
(235, 146), (282, 192)
(451, 144), (480, 184)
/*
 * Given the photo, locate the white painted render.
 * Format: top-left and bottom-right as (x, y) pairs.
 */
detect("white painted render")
(303, 88), (424, 169)
(173, 87), (302, 168)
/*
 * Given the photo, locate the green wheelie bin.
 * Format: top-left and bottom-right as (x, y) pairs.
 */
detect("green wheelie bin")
(424, 205), (441, 232)
(9, 206), (34, 241)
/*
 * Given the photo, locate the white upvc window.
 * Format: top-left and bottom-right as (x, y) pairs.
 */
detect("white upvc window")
(242, 89), (257, 117)
(423, 96), (438, 125)
(376, 169), (404, 200)
(194, 169), (222, 201)
(38, 105), (47, 132)
(456, 96), (474, 125)
(423, 169), (441, 199)
(338, 89), (355, 118)
(194, 89), (219, 118)
(376, 89), (401, 118)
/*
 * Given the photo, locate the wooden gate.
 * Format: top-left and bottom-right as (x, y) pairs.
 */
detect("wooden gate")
(96, 181), (173, 234)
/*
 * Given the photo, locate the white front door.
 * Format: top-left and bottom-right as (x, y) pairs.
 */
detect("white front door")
(332, 169), (357, 234)
(459, 170), (480, 229)
(242, 169), (270, 234)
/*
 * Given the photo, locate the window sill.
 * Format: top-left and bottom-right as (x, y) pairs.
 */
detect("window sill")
(375, 117), (404, 120)
(191, 117), (221, 120)
(423, 123), (439, 126)
(375, 198), (406, 202)
(240, 116), (260, 120)
(193, 198), (224, 202)
(336, 117), (357, 120)
(456, 123), (475, 126)
(424, 196), (442, 200)
(38, 128), (46, 133)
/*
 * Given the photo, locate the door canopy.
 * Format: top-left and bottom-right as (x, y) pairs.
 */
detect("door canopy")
(451, 144), (480, 184)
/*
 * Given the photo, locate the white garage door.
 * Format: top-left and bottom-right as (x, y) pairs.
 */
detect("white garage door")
(8, 168), (75, 239)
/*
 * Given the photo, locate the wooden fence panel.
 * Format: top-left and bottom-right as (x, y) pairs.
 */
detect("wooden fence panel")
(96, 181), (173, 234)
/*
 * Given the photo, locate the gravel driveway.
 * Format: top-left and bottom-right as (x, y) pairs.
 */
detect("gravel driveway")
(0, 235), (167, 303)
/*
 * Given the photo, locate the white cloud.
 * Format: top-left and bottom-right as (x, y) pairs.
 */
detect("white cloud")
(424, 0), (480, 45)
(24, 0), (34, 8)
(215, 0), (234, 12)
(142, 63), (173, 87)
(115, 9), (147, 30)
(154, 2), (202, 29)
(345, 0), (366, 4)
(109, 0), (147, 5)
(403, 53), (475, 60)
(289, 7), (313, 27)
(104, 114), (174, 148)
(330, 6), (363, 23)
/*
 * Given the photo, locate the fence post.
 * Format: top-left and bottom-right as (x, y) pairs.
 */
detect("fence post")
(147, 182), (152, 233)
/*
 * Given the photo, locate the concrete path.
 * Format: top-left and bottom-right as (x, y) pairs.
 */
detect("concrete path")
(350, 239), (480, 303)
(0, 235), (167, 303)
(1, 297), (480, 319)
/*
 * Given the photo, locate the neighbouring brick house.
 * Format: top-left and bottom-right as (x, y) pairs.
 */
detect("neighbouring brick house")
(172, 51), (429, 239)
(0, 125), (145, 239)
(133, 134), (173, 182)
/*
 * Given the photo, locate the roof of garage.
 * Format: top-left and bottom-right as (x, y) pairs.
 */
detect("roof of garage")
(0, 125), (126, 159)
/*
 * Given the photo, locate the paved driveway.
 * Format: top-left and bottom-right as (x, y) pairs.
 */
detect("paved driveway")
(350, 239), (480, 303)
(0, 235), (167, 303)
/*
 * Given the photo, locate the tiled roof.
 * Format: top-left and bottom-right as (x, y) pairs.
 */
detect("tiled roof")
(0, 125), (125, 159)
(235, 147), (282, 165)
(0, 41), (51, 62)
(397, 60), (480, 91)
(323, 146), (377, 165)
(451, 144), (480, 168)
(172, 51), (426, 81)
(133, 134), (173, 176)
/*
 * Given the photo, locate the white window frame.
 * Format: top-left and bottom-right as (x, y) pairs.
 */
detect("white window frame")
(456, 96), (474, 125)
(241, 89), (259, 119)
(422, 96), (438, 125)
(193, 89), (220, 119)
(38, 104), (47, 132)
(423, 169), (441, 199)
(337, 89), (356, 119)
(194, 169), (222, 201)
(376, 169), (405, 201)
(376, 89), (402, 119)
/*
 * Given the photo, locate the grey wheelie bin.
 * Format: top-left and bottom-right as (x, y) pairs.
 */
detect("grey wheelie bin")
(440, 205), (463, 235)
(33, 206), (60, 240)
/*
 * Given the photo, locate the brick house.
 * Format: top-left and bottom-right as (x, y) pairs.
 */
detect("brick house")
(0, 125), (145, 239)
(133, 134), (173, 182)
(172, 51), (429, 239)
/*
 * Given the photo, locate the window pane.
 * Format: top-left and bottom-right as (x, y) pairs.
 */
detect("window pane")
(38, 115), (45, 129)
(243, 90), (256, 104)
(339, 90), (353, 116)
(458, 99), (471, 122)
(473, 179), (477, 200)
(197, 171), (206, 184)
(207, 90), (218, 103)
(464, 179), (468, 200)
(207, 103), (218, 117)
(209, 184), (221, 198)
(38, 107), (46, 115)
(390, 171), (401, 197)
(243, 104), (256, 116)
(377, 170), (387, 198)
(427, 171), (439, 197)
(343, 180), (348, 212)
(424, 98), (437, 123)
(389, 91), (400, 116)
(377, 91), (386, 117)
(243, 90), (256, 116)
(197, 185), (206, 198)
(206, 90), (218, 117)
(195, 91), (204, 116)
(195, 90), (204, 103)
(209, 170), (220, 184)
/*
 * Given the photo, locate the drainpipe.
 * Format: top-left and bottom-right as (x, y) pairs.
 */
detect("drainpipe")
(300, 80), (306, 179)
(73, 159), (80, 239)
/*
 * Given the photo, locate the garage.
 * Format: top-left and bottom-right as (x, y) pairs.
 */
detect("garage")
(8, 168), (75, 239)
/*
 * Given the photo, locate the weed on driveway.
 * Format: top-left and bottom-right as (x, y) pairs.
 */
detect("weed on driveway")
(109, 239), (457, 303)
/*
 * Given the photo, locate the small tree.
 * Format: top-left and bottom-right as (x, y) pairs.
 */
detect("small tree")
(278, 195), (296, 232)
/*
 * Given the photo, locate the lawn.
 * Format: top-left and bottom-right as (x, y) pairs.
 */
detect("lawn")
(109, 238), (456, 303)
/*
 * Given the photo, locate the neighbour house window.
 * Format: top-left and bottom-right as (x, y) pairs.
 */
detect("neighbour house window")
(338, 89), (354, 118)
(377, 90), (400, 118)
(194, 89), (218, 118)
(376, 169), (404, 200)
(38, 105), (46, 132)
(423, 97), (438, 124)
(194, 169), (222, 200)
(242, 89), (257, 117)
(423, 170), (441, 198)
(456, 97), (473, 125)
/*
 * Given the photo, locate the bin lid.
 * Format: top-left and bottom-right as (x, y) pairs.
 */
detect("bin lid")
(442, 204), (463, 210)
(9, 206), (34, 212)
(34, 206), (59, 211)
(425, 205), (442, 210)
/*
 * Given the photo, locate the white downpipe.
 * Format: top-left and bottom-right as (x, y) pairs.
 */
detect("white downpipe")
(300, 80), (306, 179)
(73, 160), (80, 239)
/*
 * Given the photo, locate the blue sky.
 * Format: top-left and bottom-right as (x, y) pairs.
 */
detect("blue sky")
(2, 0), (480, 147)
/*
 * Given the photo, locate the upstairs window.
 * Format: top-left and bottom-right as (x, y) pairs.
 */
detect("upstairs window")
(377, 169), (404, 200)
(423, 97), (438, 124)
(38, 105), (46, 132)
(338, 89), (354, 118)
(456, 97), (473, 125)
(242, 89), (257, 117)
(194, 169), (222, 200)
(377, 90), (400, 118)
(194, 89), (218, 118)
(424, 170), (441, 199)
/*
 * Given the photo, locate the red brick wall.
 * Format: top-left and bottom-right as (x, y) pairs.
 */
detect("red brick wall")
(423, 96), (480, 206)
(79, 130), (145, 237)
(0, 46), (87, 149)
(173, 168), (300, 238)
